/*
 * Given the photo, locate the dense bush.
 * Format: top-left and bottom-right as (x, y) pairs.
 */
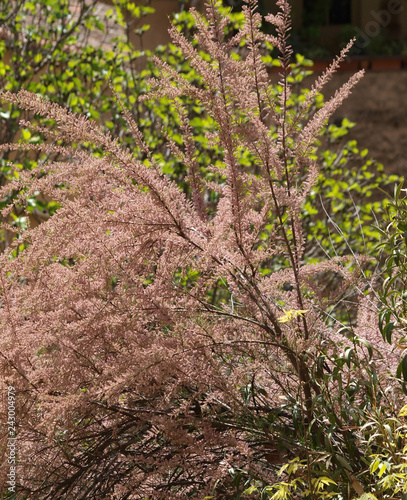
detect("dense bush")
(0, 0), (396, 256)
(0, 0), (160, 243)
(0, 0), (405, 498)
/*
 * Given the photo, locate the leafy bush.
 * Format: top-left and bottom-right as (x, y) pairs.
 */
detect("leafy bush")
(378, 183), (407, 356)
(0, 0), (404, 499)
(0, 0), (162, 242)
(0, 0), (397, 258)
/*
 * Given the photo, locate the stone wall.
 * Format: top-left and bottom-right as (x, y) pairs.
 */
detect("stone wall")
(321, 70), (407, 175)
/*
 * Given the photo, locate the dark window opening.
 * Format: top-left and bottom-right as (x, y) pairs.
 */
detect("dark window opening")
(329, 0), (351, 25)
(303, 0), (352, 26)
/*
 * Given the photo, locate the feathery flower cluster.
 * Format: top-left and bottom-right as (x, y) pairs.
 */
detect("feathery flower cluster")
(0, 1), (400, 497)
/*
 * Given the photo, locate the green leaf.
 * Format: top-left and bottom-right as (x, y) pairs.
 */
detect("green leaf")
(378, 461), (389, 478)
(398, 355), (407, 381)
(335, 454), (352, 471)
(21, 128), (31, 141)
(344, 347), (353, 368)
(384, 322), (395, 344)
(242, 485), (258, 495)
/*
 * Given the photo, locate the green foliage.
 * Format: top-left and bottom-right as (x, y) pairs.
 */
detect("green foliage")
(0, 0), (396, 260)
(306, 121), (398, 261)
(0, 0), (161, 241)
(352, 406), (407, 499)
(243, 458), (339, 499)
(377, 182), (407, 386)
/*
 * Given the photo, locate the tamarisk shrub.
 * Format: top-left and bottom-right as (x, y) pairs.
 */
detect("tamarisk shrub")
(0, 0), (395, 260)
(0, 0), (402, 497)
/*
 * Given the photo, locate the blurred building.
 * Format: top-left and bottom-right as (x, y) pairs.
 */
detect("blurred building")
(287, 0), (406, 57)
(94, 0), (407, 174)
(104, 0), (406, 56)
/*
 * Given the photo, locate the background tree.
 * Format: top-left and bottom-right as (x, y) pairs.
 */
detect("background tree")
(0, 0), (157, 244)
(0, 0), (396, 259)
